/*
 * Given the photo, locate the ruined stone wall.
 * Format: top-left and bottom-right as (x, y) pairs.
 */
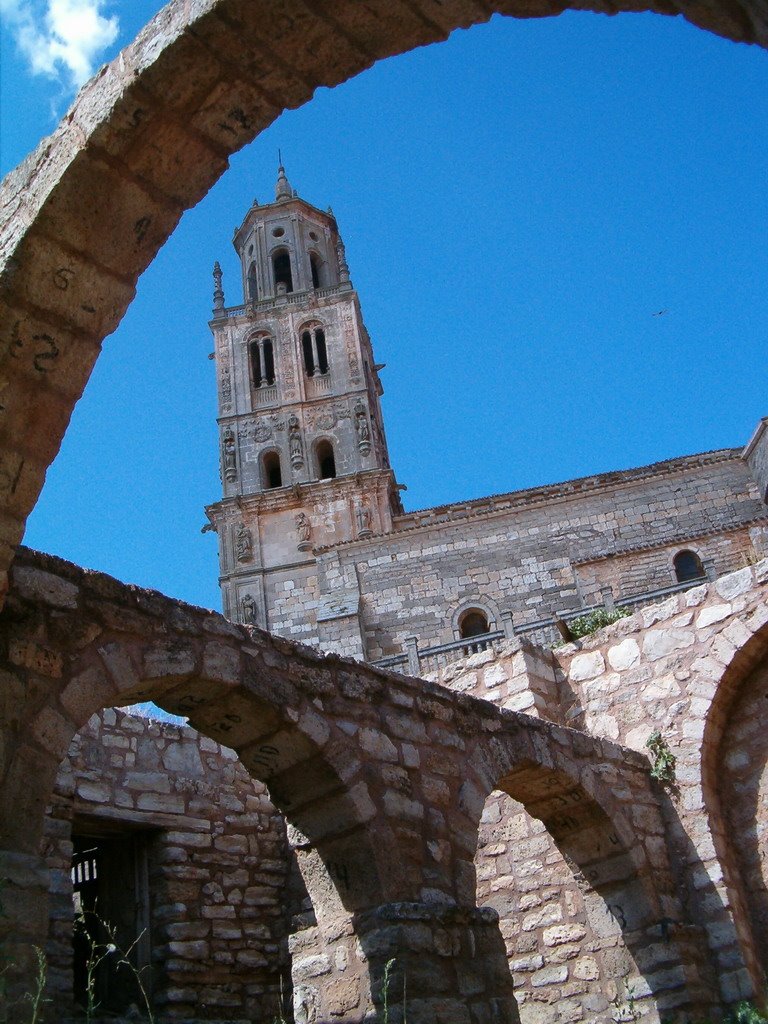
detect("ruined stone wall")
(42, 708), (292, 1023)
(432, 559), (768, 1011)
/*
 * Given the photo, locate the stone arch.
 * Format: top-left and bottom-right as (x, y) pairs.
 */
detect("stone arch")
(0, 549), (524, 1019)
(700, 618), (768, 1001)
(470, 726), (713, 1021)
(0, 0), (766, 597)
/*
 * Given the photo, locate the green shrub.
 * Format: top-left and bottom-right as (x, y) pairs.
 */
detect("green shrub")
(566, 606), (630, 640)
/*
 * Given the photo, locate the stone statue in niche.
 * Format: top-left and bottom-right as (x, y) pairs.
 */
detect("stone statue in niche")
(236, 523), (253, 563)
(354, 401), (371, 455)
(240, 593), (257, 625)
(355, 502), (373, 538)
(222, 426), (237, 482)
(288, 414), (304, 468)
(295, 511), (312, 551)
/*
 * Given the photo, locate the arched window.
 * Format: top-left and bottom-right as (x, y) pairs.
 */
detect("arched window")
(262, 451), (282, 489)
(316, 440), (336, 480)
(247, 262), (258, 301)
(309, 252), (323, 289)
(301, 325), (329, 377)
(272, 249), (293, 293)
(250, 336), (275, 387)
(458, 609), (490, 639)
(674, 549), (705, 583)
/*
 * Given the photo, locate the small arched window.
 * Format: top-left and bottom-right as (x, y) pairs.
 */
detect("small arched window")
(309, 252), (323, 289)
(673, 549), (705, 583)
(272, 249), (293, 293)
(316, 440), (336, 480)
(250, 336), (275, 387)
(458, 609), (490, 639)
(262, 451), (282, 489)
(247, 262), (258, 301)
(301, 326), (329, 377)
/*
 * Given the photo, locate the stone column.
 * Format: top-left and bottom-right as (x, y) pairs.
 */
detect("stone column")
(404, 636), (420, 677)
(500, 609), (515, 639)
(354, 902), (519, 1023)
(0, 850), (51, 1004)
(600, 585), (615, 611)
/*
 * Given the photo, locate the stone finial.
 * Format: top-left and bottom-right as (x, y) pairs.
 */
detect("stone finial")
(275, 161), (293, 202)
(336, 235), (350, 283)
(212, 261), (225, 312)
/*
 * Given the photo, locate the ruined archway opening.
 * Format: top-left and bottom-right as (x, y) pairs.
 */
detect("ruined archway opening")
(476, 771), (662, 1024)
(43, 705), (297, 1023)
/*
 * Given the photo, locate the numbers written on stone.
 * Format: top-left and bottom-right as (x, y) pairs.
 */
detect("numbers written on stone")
(249, 744), (279, 773)
(53, 267), (74, 291)
(8, 321), (60, 374)
(212, 712), (243, 733)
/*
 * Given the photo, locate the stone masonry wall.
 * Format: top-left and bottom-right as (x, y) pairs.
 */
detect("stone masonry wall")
(303, 451), (764, 662)
(431, 559), (768, 1011)
(42, 708), (292, 1023)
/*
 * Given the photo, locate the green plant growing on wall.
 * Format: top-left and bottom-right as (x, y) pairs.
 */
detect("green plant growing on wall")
(77, 911), (155, 1024)
(645, 730), (677, 784)
(568, 607), (630, 640)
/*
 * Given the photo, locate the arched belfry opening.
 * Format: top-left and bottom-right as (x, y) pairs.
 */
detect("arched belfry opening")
(301, 325), (329, 376)
(247, 262), (258, 301)
(316, 440), (337, 480)
(272, 248), (293, 294)
(309, 251), (324, 289)
(262, 450), (283, 489)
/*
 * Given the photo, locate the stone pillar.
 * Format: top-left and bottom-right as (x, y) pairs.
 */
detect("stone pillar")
(404, 636), (420, 677)
(703, 558), (717, 582)
(600, 585), (615, 611)
(0, 851), (50, 1004)
(500, 609), (515, 639)
(354, 902), (519, 1023)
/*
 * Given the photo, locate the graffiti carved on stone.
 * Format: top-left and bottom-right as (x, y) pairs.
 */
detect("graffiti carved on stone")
(236, 523), (253, 563)
(289, 415), (304, 468)
(240, 592), (257, 624)
(222, 426), (237, 482)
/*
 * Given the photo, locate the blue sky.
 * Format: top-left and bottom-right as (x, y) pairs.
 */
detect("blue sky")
(1, 0), (767, 613)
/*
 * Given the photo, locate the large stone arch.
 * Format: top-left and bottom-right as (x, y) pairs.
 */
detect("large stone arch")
(1, 0), (768, 601)
(470, 725), (716, 1021)
(0, 548), (525, 1019)
(700, 618), (768, 1002)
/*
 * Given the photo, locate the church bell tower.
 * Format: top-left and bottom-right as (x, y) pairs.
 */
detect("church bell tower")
(205, 165), (401, 654)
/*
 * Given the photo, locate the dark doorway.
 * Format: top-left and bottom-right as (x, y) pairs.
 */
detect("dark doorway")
(72, 830), (153, 1014)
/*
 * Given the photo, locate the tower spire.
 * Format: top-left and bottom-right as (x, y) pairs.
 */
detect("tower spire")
(275, 155), (293, 202)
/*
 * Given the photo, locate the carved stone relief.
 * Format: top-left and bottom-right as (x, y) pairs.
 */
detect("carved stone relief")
(236, 523), (253, 563)
(222, 426), (237, 482)
(240, 592), (258, 625)
(289, 414), (304, 468)
(354, 401), (371, 455)
(295, 511), (312, 552)
(355, 502), (373, 538)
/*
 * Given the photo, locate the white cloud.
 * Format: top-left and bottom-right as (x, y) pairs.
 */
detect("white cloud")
(0, 0), (119, 91)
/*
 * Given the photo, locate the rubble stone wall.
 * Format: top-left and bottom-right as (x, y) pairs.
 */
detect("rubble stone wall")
(432, 559), (768, 1012)
(43, 707), (292, 1022)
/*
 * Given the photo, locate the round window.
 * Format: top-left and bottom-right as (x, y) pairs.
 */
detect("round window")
(272, 227), (285, 237)
(309, 231), (318, 241)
